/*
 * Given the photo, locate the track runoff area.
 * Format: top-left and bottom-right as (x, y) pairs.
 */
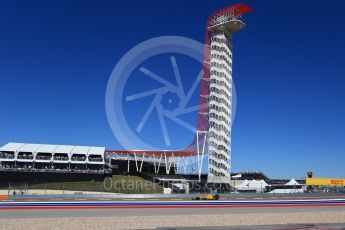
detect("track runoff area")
(1, 197), (345, 210)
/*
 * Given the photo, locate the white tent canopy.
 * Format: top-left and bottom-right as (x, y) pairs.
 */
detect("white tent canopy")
(235, 179), (249, 189)
(285, 178), (301, 185)
(235, 179), (269, 192)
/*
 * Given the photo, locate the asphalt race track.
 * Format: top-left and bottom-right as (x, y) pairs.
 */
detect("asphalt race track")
(1, 198), (345, 229)
(1, 199), (345, 210)
(0, 205), (345, 219)
(1, 198), (345, 209)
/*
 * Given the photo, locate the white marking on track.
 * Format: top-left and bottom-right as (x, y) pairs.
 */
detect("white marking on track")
(170, 199), (182, 201)
(74, 199), (87, 201)
(122, 199), (136, 201)
(98, 199), (112, 201)
(147, 199), (159, 201)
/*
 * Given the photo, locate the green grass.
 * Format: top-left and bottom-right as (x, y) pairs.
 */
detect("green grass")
(26, 175), (163, 194)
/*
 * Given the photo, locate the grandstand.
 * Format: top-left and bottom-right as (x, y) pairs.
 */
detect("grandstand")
(0, 143), (111, 182)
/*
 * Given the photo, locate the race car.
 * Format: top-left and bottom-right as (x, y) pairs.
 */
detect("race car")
(192, 194), (220, 200)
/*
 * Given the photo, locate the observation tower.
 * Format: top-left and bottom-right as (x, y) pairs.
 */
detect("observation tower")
(199, 4), (253, 184)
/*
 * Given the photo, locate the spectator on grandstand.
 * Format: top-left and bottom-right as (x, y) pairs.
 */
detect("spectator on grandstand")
(0, 151), (15, 159)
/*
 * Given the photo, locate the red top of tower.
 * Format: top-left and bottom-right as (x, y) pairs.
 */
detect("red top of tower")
(209, 3), (253, 19)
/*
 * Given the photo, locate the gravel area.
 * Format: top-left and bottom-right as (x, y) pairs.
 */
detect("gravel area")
(1, 211), (345, 229)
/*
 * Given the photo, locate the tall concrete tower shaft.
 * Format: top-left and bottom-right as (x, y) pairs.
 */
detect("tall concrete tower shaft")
(205, 4), (252, 184)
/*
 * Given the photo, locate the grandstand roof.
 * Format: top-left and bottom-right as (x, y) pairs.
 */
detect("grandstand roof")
(88, 147), (105, 155)
(0, 143), (105, 155)
(36, 144), (59, 153)
(54, 145), (75, 154)
(72, 146), (91, 155)
(0, 142), (25, 152)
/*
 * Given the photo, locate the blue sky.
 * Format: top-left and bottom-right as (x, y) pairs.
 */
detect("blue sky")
(1, 0), (344, 179)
